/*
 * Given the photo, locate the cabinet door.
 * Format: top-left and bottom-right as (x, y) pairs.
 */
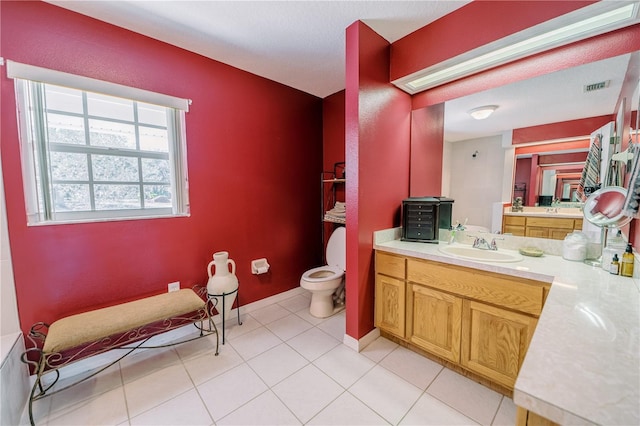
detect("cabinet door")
(375, 274), (405, 338)
(461, 300), (538, 389)
(525, 227), (548, 238)
(548, 228), (572, 240)
(408, 284), (461, 363)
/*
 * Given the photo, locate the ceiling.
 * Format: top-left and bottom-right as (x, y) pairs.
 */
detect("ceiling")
(45, 1), (469, 98)
(45, 1), (638, 142)
(444, 53), (636, 142)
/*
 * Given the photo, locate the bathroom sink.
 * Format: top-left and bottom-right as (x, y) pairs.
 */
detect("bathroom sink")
(438, 245), (523, 262)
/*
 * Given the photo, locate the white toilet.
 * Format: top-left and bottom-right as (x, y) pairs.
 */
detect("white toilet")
(300, 226), (346, 318)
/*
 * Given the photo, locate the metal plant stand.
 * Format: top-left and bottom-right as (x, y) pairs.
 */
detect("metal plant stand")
(208, 286), (242, 344)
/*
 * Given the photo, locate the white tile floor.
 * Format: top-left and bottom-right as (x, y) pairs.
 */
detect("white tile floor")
(24, 291), (517, 425)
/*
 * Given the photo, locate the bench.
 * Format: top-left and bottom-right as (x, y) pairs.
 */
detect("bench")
(21, 286), (218, 425)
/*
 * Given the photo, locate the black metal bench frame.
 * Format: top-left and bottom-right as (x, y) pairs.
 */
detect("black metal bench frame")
(20, 285), (218, 425)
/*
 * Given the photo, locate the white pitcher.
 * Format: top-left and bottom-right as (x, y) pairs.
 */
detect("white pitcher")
(206, 251), (239, 321)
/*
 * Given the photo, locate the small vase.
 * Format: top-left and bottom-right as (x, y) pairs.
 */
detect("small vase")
(206, 251), (239, 321)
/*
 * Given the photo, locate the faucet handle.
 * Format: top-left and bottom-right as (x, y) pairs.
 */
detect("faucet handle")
(470, 235), (486, 248)
(489, 237), (504, 250)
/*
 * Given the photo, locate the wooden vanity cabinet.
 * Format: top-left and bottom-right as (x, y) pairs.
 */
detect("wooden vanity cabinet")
(376, 252), (549, 392)
(374, 252), (406, 338)
(525, 217), (579, 240)
(502, 215), (583, 240)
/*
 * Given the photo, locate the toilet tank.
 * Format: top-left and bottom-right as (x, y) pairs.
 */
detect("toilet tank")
(401, 197), (454, 243)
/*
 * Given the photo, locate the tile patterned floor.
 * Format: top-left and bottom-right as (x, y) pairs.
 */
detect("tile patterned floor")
(24, 290), (517, 425)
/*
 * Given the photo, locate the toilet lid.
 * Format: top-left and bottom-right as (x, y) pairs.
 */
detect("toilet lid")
(326, 226), (346, 271)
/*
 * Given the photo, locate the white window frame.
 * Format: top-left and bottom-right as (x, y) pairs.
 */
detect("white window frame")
(8, 61), (191, 225)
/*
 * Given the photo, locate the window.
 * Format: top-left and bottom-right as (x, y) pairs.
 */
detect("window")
(10, 62), (190, 224)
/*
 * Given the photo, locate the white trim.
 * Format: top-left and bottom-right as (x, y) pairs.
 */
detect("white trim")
(343, 327), (380, 352)
(237, 287), (306, 314)
(6, 60), (190, 111)
(26, 212), (190, 227)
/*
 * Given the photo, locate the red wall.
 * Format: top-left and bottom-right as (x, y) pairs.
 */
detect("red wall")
(323, 91), (346, 173)
(345, 22), (412, 339)
(410, 104), (444, 196)
(513, 116), (612, 144)
(0, 1), (323, 333)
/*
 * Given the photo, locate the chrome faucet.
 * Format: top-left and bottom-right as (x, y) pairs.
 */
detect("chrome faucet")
(472, 237), (492, 250)
(472, 236), (502, 251)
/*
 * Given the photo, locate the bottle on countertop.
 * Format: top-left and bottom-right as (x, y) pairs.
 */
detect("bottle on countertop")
(601, 230), (627, 271)
(610, 254), (620, 275)
(620, 244), (635, 277)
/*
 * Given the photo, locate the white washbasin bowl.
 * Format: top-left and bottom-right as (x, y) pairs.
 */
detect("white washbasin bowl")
(438, 245), (523, 263)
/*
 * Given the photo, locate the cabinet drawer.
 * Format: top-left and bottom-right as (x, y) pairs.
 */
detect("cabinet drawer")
(503, 225), (525, 236)
(525, 217), (575, 229)
(407, 259), (547, 316)
(526, 227), (549, 238)
(376, 252), (406, 279)
(504, 216), (526, 226)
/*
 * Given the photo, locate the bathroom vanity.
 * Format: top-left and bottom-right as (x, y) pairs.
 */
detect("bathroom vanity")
(502, 208), (583, 239)
(375, 250), (549, 392)
(373, 229), (639, 426)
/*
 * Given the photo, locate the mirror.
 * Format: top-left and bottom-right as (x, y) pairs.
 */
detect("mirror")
(514, 150), (587, 206)
(436, 51), (640, 232)
(583, 186), (632, 228)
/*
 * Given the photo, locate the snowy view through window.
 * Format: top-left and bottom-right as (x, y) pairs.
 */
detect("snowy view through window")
(44, 85), (173, 212)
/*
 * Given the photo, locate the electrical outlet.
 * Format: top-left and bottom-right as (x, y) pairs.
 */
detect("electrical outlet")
(168, 281), (180, 292)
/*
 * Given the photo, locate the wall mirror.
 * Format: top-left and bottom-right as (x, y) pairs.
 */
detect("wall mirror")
(434, 51), (640, 232)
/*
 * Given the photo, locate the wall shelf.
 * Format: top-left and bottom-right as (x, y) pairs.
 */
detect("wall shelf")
(321, 162), (346, 250)
(322, 173), (345, 224)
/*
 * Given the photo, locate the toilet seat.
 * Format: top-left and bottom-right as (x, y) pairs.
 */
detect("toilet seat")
(301, 265), (344, 283)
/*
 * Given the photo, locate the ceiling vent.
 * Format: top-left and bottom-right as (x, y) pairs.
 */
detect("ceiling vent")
(583, 80), (610, 92)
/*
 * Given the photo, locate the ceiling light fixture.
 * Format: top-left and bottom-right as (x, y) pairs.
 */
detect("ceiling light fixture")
(469, 105), (498, 120)
(393, 2), (640, 94)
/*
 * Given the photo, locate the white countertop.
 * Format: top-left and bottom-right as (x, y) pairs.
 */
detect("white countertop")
(373, 230), (639, 425)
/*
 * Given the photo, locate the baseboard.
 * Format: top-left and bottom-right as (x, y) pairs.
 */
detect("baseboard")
(236, 287), (305, 314)
(343, 327), (380, 352)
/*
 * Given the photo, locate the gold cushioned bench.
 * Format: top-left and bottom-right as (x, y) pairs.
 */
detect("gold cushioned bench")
(22, 287), (218, 425)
